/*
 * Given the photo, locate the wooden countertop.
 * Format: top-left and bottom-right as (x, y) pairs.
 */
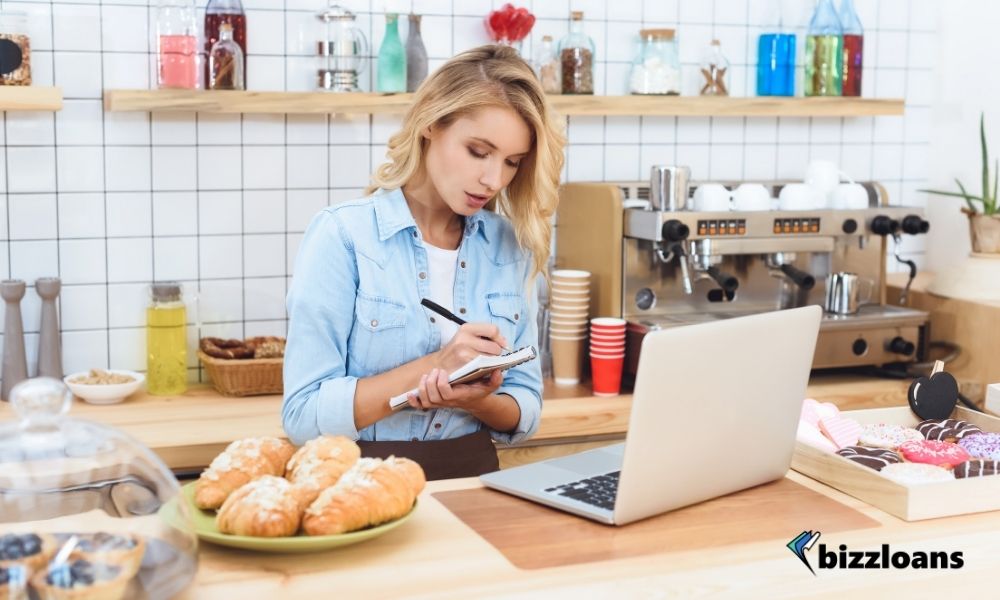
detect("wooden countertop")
(180, 471), (993, 597)
(0, 375), (911, 471)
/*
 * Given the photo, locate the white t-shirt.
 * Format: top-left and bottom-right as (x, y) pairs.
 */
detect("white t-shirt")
(423, 241), (460, 348)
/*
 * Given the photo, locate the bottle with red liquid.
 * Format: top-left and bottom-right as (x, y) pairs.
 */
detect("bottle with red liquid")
(205, 0), (246, 84)
(156, 0), (200, 89)
(838, 0), (863, 96)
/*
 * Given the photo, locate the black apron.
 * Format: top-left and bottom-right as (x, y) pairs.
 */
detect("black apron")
(358, 429), (499, 481)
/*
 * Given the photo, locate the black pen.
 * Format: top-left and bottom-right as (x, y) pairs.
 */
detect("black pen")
(420, 298), (513, 354)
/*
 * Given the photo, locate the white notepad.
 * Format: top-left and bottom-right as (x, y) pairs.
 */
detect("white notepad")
(388, 346), (537, 411)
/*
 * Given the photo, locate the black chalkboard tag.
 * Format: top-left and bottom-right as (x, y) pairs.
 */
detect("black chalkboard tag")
(908, 360), (959, 420)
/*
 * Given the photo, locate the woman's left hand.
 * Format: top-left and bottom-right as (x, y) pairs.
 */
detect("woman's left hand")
(407, 368), (503, 412)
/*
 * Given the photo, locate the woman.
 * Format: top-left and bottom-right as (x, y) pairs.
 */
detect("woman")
(282, 45), (565, 480)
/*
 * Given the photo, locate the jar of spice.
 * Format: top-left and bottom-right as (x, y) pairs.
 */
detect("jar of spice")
(0, 11), (31, 86)
(629, 28), (679, 95)
(557, 11), (594, 95)
(534, 35), (560, 93)
(699, 39), (730, 96)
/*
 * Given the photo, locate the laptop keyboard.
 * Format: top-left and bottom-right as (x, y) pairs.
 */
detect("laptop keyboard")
(545, 471), (620, 511)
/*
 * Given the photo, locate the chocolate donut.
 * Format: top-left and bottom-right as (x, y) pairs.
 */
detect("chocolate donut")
(916, 418), (983, 442)
(897, 439), (970, 468)
(953, 459), (1000, 479)
(958, 432), (1000, 461)
(836, 446), (901, 471)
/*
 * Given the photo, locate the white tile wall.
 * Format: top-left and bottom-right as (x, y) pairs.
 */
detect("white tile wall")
(0, 0), (933, 384)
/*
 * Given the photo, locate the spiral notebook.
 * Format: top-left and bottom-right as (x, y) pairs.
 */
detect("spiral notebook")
(388, 346), (537, 411)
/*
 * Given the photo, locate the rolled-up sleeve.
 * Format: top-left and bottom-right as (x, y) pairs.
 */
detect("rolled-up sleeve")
(489, 262), (543, 445)
(282, 209), (361, 445)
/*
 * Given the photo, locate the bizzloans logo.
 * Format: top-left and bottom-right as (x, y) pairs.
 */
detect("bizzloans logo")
(787, 530), (964, 575)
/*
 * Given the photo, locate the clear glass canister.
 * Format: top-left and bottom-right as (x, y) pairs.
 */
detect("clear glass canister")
(534, 35), (560, 94)
(557, 11), (594, 95)
(0, 11), (31, 86)
(146, 282), (187, 396)
(629, 28), (679, 95)
(0, 378), (198, 599)
(316, 2), (368, 92)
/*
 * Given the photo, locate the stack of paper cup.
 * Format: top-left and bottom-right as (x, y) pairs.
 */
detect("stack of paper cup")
(549, 270), (591, 385)
(590, 317), (626, 396)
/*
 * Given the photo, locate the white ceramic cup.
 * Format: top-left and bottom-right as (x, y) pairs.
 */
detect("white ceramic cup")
(830, 183), (870, 210)
(731, 183), (772, 211)
(805, 160), (840, 197)
(779, 183), (820, 211)
(692, 183), (732, 212)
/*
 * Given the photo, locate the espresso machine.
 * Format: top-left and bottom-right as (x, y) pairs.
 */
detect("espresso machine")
(555, 168), (931, 376)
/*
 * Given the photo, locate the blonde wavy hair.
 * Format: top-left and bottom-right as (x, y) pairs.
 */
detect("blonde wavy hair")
(366, 44), (566, 286)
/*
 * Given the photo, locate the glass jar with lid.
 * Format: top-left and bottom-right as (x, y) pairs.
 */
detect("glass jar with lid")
(0, 11), (31, 86)
(629, 28), (680, 95)
(316, 2), (368, 92)
(0, 377), (198, 599)
(557, 11), (594, 95)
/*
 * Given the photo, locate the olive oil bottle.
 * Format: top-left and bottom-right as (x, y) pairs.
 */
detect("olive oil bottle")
(147, 282), (187, 395)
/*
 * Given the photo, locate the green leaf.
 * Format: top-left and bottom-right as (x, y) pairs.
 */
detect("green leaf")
(919, 188), (982, 200)
(982, 113), (990, 204)
(986, 158), (1000, 215)
(956, 179), (983, 213)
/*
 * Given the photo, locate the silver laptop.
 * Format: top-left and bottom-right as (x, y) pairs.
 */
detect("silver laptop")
(480, 306), (822, 526)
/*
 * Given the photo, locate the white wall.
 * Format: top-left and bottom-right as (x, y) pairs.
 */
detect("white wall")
(925, 0), (1000, 272)
(0, 0), (936, 383)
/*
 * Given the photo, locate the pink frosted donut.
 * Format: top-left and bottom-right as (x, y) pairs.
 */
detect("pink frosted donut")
(897, 440), (970, 468)
(958, 433), (1000, 460)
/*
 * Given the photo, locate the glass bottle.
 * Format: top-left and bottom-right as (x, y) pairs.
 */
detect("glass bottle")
(147, 282), (187, 395)
(156, 0), (200, 89)
(210, 22), (244, 89)
(205, 0), (246, 82)
(377, 13), (406, 93)
(534, 35), (560, 94)
(756, 0), (795, 96)
(629, 29), (680, 95)
(838, 0), (864, 97)
(406, 14), (428, 92)
(558, 11), (595, 95)
(805, 0), (843, 97)
(699, 39), (730, 96)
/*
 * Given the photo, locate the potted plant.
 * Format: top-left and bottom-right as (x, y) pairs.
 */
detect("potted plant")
(922, 113), (1000, 253)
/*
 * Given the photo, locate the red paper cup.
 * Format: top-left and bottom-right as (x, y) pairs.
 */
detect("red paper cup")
(591, 354), (624, 396)
(590, 345), (625, 354)
(591, 333), (625, 342)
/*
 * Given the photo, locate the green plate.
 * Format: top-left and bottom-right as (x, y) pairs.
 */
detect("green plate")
(159, 481), (416, 553)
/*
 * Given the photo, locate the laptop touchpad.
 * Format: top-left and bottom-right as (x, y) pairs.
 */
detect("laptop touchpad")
(552, 446), (624, 475)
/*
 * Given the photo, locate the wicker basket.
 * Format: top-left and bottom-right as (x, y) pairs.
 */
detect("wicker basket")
(197, 350), (283, 396)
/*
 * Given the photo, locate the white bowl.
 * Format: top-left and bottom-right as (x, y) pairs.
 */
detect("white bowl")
(64, 370), (145, 405)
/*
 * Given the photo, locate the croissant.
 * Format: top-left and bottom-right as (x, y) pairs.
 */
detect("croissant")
(285, 435), (361, 511)
(216, 475), (302, 537)
(194, 437), (296, 510)
(302, 456), (426, 536)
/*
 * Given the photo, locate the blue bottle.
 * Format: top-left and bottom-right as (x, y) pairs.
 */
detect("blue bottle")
(756, 1), (796, 96)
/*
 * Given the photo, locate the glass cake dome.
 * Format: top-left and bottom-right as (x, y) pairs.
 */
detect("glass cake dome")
(0, 378), (197, 599)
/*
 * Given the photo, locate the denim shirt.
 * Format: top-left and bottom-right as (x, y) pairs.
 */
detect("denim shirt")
(282, 188), (542, 446)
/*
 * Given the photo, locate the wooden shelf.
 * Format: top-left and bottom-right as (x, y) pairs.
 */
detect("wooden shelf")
(0, 86), (63, 111)
(103, 89), (903, 117)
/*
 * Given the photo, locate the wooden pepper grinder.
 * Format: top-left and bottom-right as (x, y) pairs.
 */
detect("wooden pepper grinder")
(36, 277), (62, 379)
(1, 279), (28, 401)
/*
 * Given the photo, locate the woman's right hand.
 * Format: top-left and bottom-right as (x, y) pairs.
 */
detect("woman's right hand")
(433, 323), (509, 372)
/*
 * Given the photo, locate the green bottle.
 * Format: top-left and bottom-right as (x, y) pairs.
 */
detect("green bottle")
(804, 0), (843, 96)
(377, 13), (406, 93)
